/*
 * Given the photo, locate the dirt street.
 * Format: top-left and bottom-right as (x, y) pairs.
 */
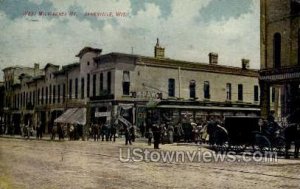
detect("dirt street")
(0, 137), (300, 189)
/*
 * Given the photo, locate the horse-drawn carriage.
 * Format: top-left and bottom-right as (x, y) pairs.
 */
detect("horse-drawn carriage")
(220, 116), (285, 152)
(209, 116), (298, 157)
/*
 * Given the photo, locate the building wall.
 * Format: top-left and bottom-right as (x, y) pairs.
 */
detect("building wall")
(113, 63), (259, 104)
(262, 0), (300, 69)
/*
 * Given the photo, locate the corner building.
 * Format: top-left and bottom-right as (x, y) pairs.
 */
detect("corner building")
(260, 0), (300, 121)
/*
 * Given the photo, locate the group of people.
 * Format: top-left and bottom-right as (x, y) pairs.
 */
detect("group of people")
(88, 123), (117, 142)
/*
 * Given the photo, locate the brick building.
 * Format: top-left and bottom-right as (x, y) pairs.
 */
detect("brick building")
(2, 40), (260, 134)
(260, 0), (300, 121)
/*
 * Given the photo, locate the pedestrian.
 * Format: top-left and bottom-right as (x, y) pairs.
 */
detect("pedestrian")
(130, 125), (136, 142)
(152, 124), (161, 149)
(36, 121), (43, 139)
(124, 125), (132, 145)
(148, 128), (153, 146)
(140, 122), (146, 138)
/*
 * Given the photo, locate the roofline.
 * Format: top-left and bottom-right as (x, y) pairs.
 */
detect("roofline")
(95, 52), (259, 77)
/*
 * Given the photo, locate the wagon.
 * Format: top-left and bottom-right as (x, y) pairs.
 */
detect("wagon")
(214, 116), (285, 153)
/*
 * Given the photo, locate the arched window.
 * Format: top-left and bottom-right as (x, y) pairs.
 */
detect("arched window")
(273, 33), (281, 68)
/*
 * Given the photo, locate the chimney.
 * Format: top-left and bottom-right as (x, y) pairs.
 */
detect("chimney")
(209, 52), (218, 65)
(241, 59), (250, 69)
(154, 38), (165, 58)
(34, 63), (39, 70)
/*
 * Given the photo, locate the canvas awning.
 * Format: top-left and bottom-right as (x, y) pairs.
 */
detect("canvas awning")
(54, 108), (86, 125)
(157, 105), (260, 111)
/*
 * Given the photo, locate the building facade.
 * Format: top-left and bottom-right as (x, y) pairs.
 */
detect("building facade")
(260, 0), (300, 121)
(2, 41), (260, 134)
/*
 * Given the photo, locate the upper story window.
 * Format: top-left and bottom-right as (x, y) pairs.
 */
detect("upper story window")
(63, 84), (66, 103)
(99, 73), (103, 94)
(53, 85), (56, 104)
(57, 85), (61, 103)
(204, 81), (210, 99)
(45, 87), (48, 104)
(87, 61), (90, 66)
(81, 77), (85, 99)
(107, 72), (111, 94)
(49, 84), (52, 104)
(92, 74), (96, 97)
(69, 79), (72, 99)
(75, 78), (78, 99)
(254, 85), (259, 102)
(87, 74), (90, 98)
(122, 71), (130, 95)
(168, 78), (175, 97)
(226, 83), (232, 101)
(41, 87), (44, 105)
(189, 80), (196, 99)
(238, 84), (243, 101)
(273, 32), (281, 68)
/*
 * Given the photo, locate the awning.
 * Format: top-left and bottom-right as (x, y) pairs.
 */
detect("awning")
(157, 105), (260, 111)
(54, 108), (86, 125)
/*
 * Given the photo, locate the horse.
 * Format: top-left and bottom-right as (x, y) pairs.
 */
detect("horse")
(284, 123), (300, 159)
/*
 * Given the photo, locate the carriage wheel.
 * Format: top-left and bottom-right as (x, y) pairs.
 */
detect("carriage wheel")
(253, 134), (272, 152)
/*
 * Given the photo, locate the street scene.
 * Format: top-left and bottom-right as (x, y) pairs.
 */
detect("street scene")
(1, 137), (300, 189)
(1, 0), (300, 188)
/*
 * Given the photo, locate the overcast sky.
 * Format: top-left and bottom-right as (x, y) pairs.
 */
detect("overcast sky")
(0, 0), (260, 79)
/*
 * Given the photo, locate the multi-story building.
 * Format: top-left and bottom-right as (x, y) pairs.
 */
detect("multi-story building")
(90, 40), (260, 128)
(2, 64), (43, 134)
(260, 0), (300, 121)
(2, 40), (260, 134)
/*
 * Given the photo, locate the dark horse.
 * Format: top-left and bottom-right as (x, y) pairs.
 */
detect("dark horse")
(284, 123), (300, 158)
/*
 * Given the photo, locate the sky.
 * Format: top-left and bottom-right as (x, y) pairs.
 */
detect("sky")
(0, 0), (260, 79)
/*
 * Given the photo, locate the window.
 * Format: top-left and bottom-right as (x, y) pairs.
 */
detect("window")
(75, 78), (78, 99)
(189, 80), (196, 99)
(238, 84), (243, 101)
(81, 78), (85, 99)
(122, 71), (130, 95)
(87, 74), (90, 97)
(100, 73), (103, 93)
(271, 87), (275, 103)
(254, 85), (259, 102)
(63, 84), (66, 103)
(58, 85), (61, 103)
(93, 74), (96, 97)
(204, 81), (210, 99)
(69, 79), (72, 99)
(168, 78), (175, 97)
(49, 85), (52, 104)
(53, 85), (56, 104)
(273, 33), (281, 68)
(226, 83), (232, 100)
(41, 87), (44, 105)
(107, 72), (111, 94)
(45, 87), (48, 104)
